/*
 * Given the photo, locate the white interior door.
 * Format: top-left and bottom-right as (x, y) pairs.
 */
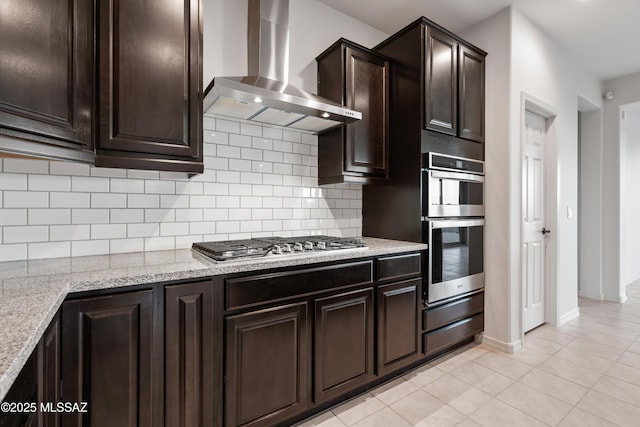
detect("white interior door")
(522, 110), (548, 332)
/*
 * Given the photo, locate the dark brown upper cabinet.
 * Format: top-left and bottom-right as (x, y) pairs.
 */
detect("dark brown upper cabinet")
(316, 39), (390, 185)
(0, 0), (95, 163)
(424, 27), (458, 137)
(424, 24), (486, 142)
(458, 43), (485, 143)
(423, 24), (485, 143)
(0, 0), (203, 173)
(94, 0), (203, 173)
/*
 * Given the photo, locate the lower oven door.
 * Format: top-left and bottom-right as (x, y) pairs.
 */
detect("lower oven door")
(426, 219), (484, 303)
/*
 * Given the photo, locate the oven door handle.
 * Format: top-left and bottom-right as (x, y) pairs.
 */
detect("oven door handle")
(428, 170), (485, 183)
(430, 219), (485, 229)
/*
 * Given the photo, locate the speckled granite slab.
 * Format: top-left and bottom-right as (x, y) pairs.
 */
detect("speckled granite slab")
(0, 237), (427, 401)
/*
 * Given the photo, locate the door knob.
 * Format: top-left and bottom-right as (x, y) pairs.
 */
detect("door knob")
(541, 227), (551, 235)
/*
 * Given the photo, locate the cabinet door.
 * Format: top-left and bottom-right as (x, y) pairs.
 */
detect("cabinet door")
(314, 288), (374, 404)
(37, 313), (61, 427)
(0, 0), (93, 156)
(377, 279), (421, 375)
(344, 46), (389, 177)
(95, 0), (203, 172)
(226, 303), (308, 427)
(61, 291), (156, 427)
(424, 27), (458, 136)
(458, 44), (485, 143)
(165, 281), (219, 427)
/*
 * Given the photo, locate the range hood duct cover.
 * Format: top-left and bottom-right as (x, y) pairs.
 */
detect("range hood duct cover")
(203, 0), (361, 134)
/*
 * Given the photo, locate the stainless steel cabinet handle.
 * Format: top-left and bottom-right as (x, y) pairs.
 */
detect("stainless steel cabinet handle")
(541, 227), (551, 235)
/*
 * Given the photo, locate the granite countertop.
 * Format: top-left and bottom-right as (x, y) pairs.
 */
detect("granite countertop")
(0, 237), (427, 401)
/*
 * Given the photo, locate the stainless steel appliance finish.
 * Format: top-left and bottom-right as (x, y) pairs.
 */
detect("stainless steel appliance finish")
(203, 0), (362, 134)
(422, 153), (485, 219)
(192, 235), (367, 261)
(426, 218), (484, 303)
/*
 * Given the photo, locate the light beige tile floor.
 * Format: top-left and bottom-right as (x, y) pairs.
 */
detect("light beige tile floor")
(296, 281), (640, 426)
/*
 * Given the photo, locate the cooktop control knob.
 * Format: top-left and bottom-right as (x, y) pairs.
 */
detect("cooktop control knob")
(294, 242), (304, 251)
(282, 243), (292, 252)
(272, 244), (281, 254)
(317, 241), (327, 250)
(304, 241), (314, 250)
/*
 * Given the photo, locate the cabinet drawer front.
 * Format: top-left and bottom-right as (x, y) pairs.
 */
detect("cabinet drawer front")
(424, 292), (483, 332)
(226, 261), (373, 310)
(423, 313), (483, 357)
(377, 253), (422, 282)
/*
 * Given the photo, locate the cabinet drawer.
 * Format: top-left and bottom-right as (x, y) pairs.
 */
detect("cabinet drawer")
(423, 313), (483, 357)
(377, 253), (422, 281)
(226, 260), (373, 310)
(423, 292), (484, 332)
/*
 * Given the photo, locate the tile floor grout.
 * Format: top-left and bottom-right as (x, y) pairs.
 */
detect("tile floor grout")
(297, 280), (640, 427)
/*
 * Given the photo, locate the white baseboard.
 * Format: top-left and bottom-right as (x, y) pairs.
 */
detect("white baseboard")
(558, 307), (580, 326)
(578, 289), (604, 300)
(481, 334), (522, 354)
(603, 292), (627, 303)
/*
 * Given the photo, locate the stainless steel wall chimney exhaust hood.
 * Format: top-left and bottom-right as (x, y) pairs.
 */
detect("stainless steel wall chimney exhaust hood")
(203, 0), (362, 134)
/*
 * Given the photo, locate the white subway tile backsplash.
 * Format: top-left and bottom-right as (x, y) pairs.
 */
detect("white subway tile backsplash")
(29, 242), (70, 260)
(145, 209), (175, 223)
(0, 117), (362, 261)
(0, 173), (27, 191)
(128, 223), (160, 238)
(111, 178), (144, 194)
(50, 161), (90, 176)
(91, 193), (127, 208)
(127, 169), (160, 180)
(4, 191), (48, 208)
(91, 224), (126, 240)
(50, 192), (90, 208)
(0, 243), (28, 261)
(144, 236), (175, 251)
(72, 240), (109, 257)
(50, 225), (90, 241)
(72, 176), (109, 193)
(110, 209), (144, 224)
(110, 238), (144, 254)
(215, 118), (240, 134)
(72, 209), (110, 224)
(28, 209), (70, 225)
(145, 180), (175, 194)
(0, 209), (27, 226)
(4, 226), (48, 243)
(29, 175), (70, 192)
(4, 158), (48, 174)
(91, 167), (127, 178)
(127, 194), (159, 208)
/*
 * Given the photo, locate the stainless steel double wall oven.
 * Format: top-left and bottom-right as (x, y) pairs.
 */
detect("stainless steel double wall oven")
(422, 153), (485, 303)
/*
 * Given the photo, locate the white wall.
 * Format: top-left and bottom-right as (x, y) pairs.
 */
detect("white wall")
(461, 8), (514, 351)
(620, 103), (640, 288)
(463, 7), (602, 349)
(602, 72), (640, 301)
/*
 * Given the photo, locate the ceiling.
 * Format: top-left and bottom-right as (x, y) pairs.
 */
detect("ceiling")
(317, 0), (640, 81)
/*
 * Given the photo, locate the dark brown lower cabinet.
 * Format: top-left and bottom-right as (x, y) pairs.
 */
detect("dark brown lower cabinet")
(37, 314), (61, 427)
(225, 302), (309, 427)
(314, 288), (374, 404)
(377, 279), (421, 375)
(61, 290), (157, 427)
(165, 281), (218, 427)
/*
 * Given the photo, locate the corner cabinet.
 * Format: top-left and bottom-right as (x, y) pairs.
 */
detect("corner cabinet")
(316, 39), (390, 184)
(0, 0), (95, 163)
(94, 0), (203, 173)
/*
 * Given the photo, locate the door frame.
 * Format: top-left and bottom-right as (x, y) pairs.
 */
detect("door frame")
(519, 92), (558, 343)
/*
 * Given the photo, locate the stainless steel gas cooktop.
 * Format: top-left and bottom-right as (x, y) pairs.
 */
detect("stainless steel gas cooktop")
(192, 236), (367, 261)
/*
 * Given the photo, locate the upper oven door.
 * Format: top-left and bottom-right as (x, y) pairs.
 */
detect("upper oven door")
(422, 169), (485, 218)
